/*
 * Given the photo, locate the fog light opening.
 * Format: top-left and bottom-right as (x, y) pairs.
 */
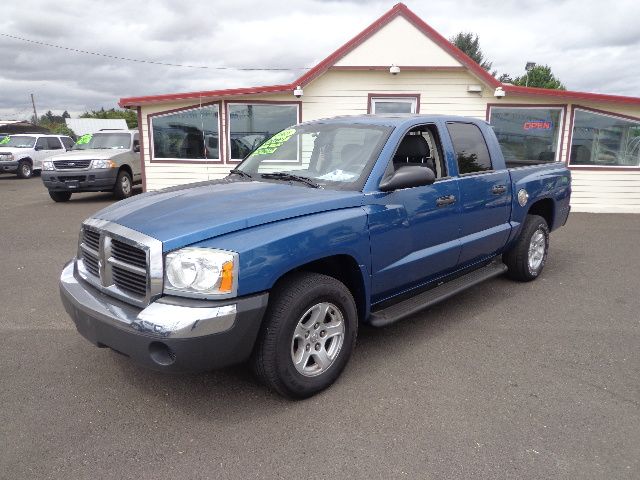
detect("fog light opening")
(149, 342), (176, 366)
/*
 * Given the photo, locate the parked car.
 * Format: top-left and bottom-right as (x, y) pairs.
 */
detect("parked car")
(41, 130), (141, 202)
(59, 115), (571, 398)
(0, 134), (74, 178)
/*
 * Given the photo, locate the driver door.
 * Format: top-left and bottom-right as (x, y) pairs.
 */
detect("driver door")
(367, 125), (462, 303)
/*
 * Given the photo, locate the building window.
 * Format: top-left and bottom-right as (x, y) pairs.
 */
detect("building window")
(369, 95), (419, 114)
(151, 104), (220, 161)
(227, 103), (299, 162)
(446, 122), (492, 174)
(488, 106), (564, 167)
(570, 108), (640, 167)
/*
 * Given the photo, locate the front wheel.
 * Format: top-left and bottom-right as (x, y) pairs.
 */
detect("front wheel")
(49, 190), (72, 202)
(113, 170), (132, 199)
(252, 272), (358, 399)
(503, 214), (549, 281)
(17, 160), (33, 179)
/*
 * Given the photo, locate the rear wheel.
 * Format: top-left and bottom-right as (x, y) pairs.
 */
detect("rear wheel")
(113, 170), (132, 199)
(252, 272), (358, 399)
(17, 160), (33, 179)
(503, 214), (549, 281)
(49, 190), (72, 202)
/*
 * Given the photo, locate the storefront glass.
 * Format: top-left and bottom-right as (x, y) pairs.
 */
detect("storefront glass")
(489, 107), (563, 167)
(228, 104), (298, 161)
(570, 109), (640, 167)
(151, 105), (219, 160)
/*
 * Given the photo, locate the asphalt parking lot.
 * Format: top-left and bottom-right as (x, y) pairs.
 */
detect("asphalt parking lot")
(1, 175), (638, 479)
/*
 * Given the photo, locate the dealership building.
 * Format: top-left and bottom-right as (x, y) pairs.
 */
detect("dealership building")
(120, 3), (640, 213)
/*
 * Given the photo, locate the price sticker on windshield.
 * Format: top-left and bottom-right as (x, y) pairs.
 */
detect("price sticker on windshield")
(76, 134), (92, 145)
(253, 129), (296, 155)
(0, 136), (9, 145)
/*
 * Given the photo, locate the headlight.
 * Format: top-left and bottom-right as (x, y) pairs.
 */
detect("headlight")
(42, 160), (55, 170)
(0, 153), (14, 161)
(91, 159), (116, 169)
(164, 248), (238, 298)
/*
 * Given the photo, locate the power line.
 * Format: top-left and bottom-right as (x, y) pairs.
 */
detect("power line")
(0, 32), (310, 71)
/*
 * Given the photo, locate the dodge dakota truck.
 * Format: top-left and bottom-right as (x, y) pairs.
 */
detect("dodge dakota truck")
(60, 115), (571, 398)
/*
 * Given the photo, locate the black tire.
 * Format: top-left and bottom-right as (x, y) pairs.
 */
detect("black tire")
(503, 214), (549, 282)
(49, 190), (72, 202)
(252, 272), (358, 399)
(113, 170), (133, 199)
(17, 160), (33, 179)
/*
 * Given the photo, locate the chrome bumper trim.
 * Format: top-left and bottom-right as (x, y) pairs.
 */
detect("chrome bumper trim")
(61, 260), (236, 339)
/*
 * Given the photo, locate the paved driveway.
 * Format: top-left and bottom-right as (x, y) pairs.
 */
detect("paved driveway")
(1, 176), (638, 479)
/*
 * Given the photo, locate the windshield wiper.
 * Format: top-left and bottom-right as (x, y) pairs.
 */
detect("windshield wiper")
(229, 168), (252, 179)
(261, 172), (321, 189)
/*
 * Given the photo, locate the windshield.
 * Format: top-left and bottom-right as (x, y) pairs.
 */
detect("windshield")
(236, 123), (392, 190)
(72, 133), (93, 150)
(1, 136), (36, 148)
(85, 132), (131, 150)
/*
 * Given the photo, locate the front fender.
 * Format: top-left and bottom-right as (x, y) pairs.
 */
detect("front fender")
(191, 207), (372, 298)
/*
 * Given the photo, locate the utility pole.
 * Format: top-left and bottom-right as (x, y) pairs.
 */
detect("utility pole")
(30, 93), (38, 124)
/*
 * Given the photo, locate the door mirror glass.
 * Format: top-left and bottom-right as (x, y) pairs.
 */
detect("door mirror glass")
(379, 165), (436, 191)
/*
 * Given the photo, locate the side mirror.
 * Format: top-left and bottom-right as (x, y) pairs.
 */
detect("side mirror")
(133, 144), (140, 153)
(379, 165), (436, 192)
(34, 145), (43, 151)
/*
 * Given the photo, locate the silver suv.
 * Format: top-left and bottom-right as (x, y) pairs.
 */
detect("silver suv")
(0, 134), (74, 178)
(41, 130), (141, 202)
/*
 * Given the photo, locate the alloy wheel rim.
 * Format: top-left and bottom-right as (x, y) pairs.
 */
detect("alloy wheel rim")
(22, 164), (31, 176)
(121, 176), (131, 194)
(291, 302), (345, 377)
(528, 228), (546, 272)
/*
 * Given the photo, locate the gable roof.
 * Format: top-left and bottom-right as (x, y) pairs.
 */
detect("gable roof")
(119, 3), (640, 108)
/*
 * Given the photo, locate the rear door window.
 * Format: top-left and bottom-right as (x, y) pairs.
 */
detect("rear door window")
(446, 122), (492, 174)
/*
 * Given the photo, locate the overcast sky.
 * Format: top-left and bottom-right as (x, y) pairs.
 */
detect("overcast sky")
(1, 0), (638, 119)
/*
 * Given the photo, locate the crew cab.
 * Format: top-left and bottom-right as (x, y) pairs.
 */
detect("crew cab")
(59, 115), (571, 398)
(41, 130), (141, 202)
(0, 134), (74, 178)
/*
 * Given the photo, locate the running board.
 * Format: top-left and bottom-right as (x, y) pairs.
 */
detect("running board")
(369, 261), (508, 327)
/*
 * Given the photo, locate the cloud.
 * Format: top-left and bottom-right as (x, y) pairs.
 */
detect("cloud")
(1, 0), (639, 119)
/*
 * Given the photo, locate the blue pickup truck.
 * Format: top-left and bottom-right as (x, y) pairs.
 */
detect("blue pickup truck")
(60, 115), (571, 398)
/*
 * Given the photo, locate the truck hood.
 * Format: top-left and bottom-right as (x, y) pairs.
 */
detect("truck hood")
(52, 149), (126, 160)
(0, 147), (22, 154)
(93, 179), (365, 251)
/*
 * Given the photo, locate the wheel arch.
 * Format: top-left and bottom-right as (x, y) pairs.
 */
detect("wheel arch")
(272, 254), (369, 323)
(118, 164), (133, 177)
(526, 197), (555, 230)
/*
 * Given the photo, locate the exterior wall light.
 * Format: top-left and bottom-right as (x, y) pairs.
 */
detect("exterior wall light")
(389, 64), (401, 75)
(293, 86), (303, 98)
(494, 87), (506, 98)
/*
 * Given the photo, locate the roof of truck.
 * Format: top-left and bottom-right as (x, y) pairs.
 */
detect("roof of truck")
(299, 113), (486, 128)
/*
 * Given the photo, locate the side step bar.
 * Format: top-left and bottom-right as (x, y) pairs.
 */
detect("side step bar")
(369, 261), (508, 327)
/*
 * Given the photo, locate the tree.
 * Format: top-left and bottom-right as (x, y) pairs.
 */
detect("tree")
(80, 108), (137, 129)
(450, 32), (494, 72)
(512, 65), (565, 90)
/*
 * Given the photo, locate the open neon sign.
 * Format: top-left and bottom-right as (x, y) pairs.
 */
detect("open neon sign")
(523, 121), (552, 130)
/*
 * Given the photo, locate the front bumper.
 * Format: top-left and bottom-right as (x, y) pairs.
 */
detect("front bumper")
(0, 161), (18, 172)
(42, 169), (118, 192)
(60, 260), (268, 372)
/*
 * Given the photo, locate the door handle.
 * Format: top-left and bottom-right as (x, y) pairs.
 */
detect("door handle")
(436, 195), (456, 207)
(492, 185), (507, 195)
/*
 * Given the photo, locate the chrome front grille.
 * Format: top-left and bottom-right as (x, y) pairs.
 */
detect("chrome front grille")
(77, 219), (163, 307)
(54, 159), (92, 169)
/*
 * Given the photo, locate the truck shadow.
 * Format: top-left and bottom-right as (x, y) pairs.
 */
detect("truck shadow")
(108, 277), (512, 418)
